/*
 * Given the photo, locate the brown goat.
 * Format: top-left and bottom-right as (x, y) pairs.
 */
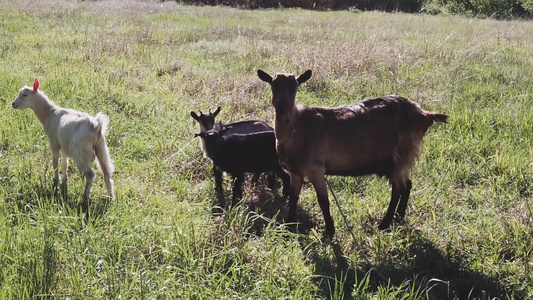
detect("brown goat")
(258, 69), (448, 237)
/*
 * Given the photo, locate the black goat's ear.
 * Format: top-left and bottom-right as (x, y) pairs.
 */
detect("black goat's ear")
(190, 111), (200, 121)
(257, 69), (272, 83)
(297, 70), (312, 84)
(194, 132), (205, 138)
(213, 106), (221, 118)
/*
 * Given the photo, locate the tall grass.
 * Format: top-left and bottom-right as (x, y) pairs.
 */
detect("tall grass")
(0, 0), (532, 298)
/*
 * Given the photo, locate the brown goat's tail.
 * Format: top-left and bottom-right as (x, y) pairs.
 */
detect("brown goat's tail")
(428, 112), (449, 124)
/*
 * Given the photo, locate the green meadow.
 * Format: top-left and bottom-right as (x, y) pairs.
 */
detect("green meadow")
(1, 0), (532, 298)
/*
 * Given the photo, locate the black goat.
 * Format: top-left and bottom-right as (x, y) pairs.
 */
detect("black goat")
(196, 127), (290, 206)
(191, 107), (276, 202)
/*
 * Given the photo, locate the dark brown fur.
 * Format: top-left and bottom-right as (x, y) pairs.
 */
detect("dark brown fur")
(258, 69), (448, 237)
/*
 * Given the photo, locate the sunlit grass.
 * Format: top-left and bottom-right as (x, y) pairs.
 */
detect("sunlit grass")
(0, 0), (532, 298)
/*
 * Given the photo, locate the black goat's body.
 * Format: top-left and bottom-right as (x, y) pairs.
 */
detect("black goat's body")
(212, 132), (279, 175)
(200, 129), (289, 205)
(215, 120), (273, 135)
(191, 108), (278, 204)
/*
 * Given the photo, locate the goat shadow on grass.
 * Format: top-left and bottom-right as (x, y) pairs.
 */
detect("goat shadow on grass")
(307, 226), (523, 300)
(244, 185), (317, 236)
(6, 179), (111, 224)
(213, 175), (317, 236)
(6, 179), (66, 213)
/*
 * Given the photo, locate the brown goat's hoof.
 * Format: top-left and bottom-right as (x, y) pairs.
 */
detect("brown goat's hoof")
(324, 228), (335, 240)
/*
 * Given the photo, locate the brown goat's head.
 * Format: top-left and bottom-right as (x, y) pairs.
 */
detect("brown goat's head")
(258, 70), (312, 117)
(190, 106), (221, 133)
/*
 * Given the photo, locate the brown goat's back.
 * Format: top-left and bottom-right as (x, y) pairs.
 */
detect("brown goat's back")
(290, 95), (445, 187)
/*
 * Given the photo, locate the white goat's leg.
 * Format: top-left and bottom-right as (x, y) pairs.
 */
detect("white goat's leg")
(75, 156), (95, 202)
(82, 168), (95, 201)
(51, 147), (60, 186)
(94, 138), (115, 199)
(103, 172), (114, 200)
(60, 151), (68, 184)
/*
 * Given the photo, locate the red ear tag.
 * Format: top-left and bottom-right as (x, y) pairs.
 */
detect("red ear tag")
(33, 78), (39, 91)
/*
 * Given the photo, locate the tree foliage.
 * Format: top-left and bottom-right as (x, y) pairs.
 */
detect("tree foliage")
(175, 0), (533, 18)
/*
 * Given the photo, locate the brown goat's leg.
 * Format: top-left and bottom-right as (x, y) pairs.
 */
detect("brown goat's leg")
(278, 169), (291, 201)
(396, 179), (412, 220)
(287, 173), (303, 232)
(308, 172), (335, 238)
(267, 171), (277, 190)
(231, 174), (244, 206)
(378, 185), (401, 230)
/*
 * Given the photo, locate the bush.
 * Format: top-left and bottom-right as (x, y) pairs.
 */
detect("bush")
(174, 0), (533, 17)
(518, 0), (533, 13)
(426, 0), (533, 18)
(176, 0), (425, 11)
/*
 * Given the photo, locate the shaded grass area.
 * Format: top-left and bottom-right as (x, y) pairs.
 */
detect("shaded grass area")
(0, 0), (532, 298)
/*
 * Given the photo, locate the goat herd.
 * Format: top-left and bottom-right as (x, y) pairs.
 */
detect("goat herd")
(11, 70), (447, 237)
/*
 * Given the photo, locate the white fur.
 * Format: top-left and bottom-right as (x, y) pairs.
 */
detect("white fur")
(12, 83), (115, 201)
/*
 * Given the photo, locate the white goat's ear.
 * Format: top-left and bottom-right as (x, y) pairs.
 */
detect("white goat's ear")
(257, 70), (272, 83)
(297, 70), (312, 85)
(33, 78), (39, 92)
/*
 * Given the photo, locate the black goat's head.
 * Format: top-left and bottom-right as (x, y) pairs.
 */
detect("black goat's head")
(190, 106), (222, 133)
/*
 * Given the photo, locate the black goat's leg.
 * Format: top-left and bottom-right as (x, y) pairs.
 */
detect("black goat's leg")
(396, 179), (412, 220)
(231, 174), (244, 206)
(378, 184), (401, 230)
(213, 165), (225, 206)
(251, 172), (260, 185)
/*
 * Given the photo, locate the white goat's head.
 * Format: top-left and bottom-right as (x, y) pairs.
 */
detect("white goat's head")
(12, 78), (40, 110)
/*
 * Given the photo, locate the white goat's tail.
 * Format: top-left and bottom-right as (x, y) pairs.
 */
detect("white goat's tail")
(95, 112), (110, 136)
(94, 112), (115, 199)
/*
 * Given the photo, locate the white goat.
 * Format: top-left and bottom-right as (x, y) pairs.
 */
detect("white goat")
(11, 78), (115, 203)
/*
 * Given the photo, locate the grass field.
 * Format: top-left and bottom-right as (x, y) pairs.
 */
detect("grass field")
(1, 0), (532, 298)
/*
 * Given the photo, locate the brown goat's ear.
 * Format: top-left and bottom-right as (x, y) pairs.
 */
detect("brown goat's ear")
(190, 111), (200, 121)
(257, 69), (272, 83)
(213, 106), (221, 118)
(296, 70), (312, 84)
